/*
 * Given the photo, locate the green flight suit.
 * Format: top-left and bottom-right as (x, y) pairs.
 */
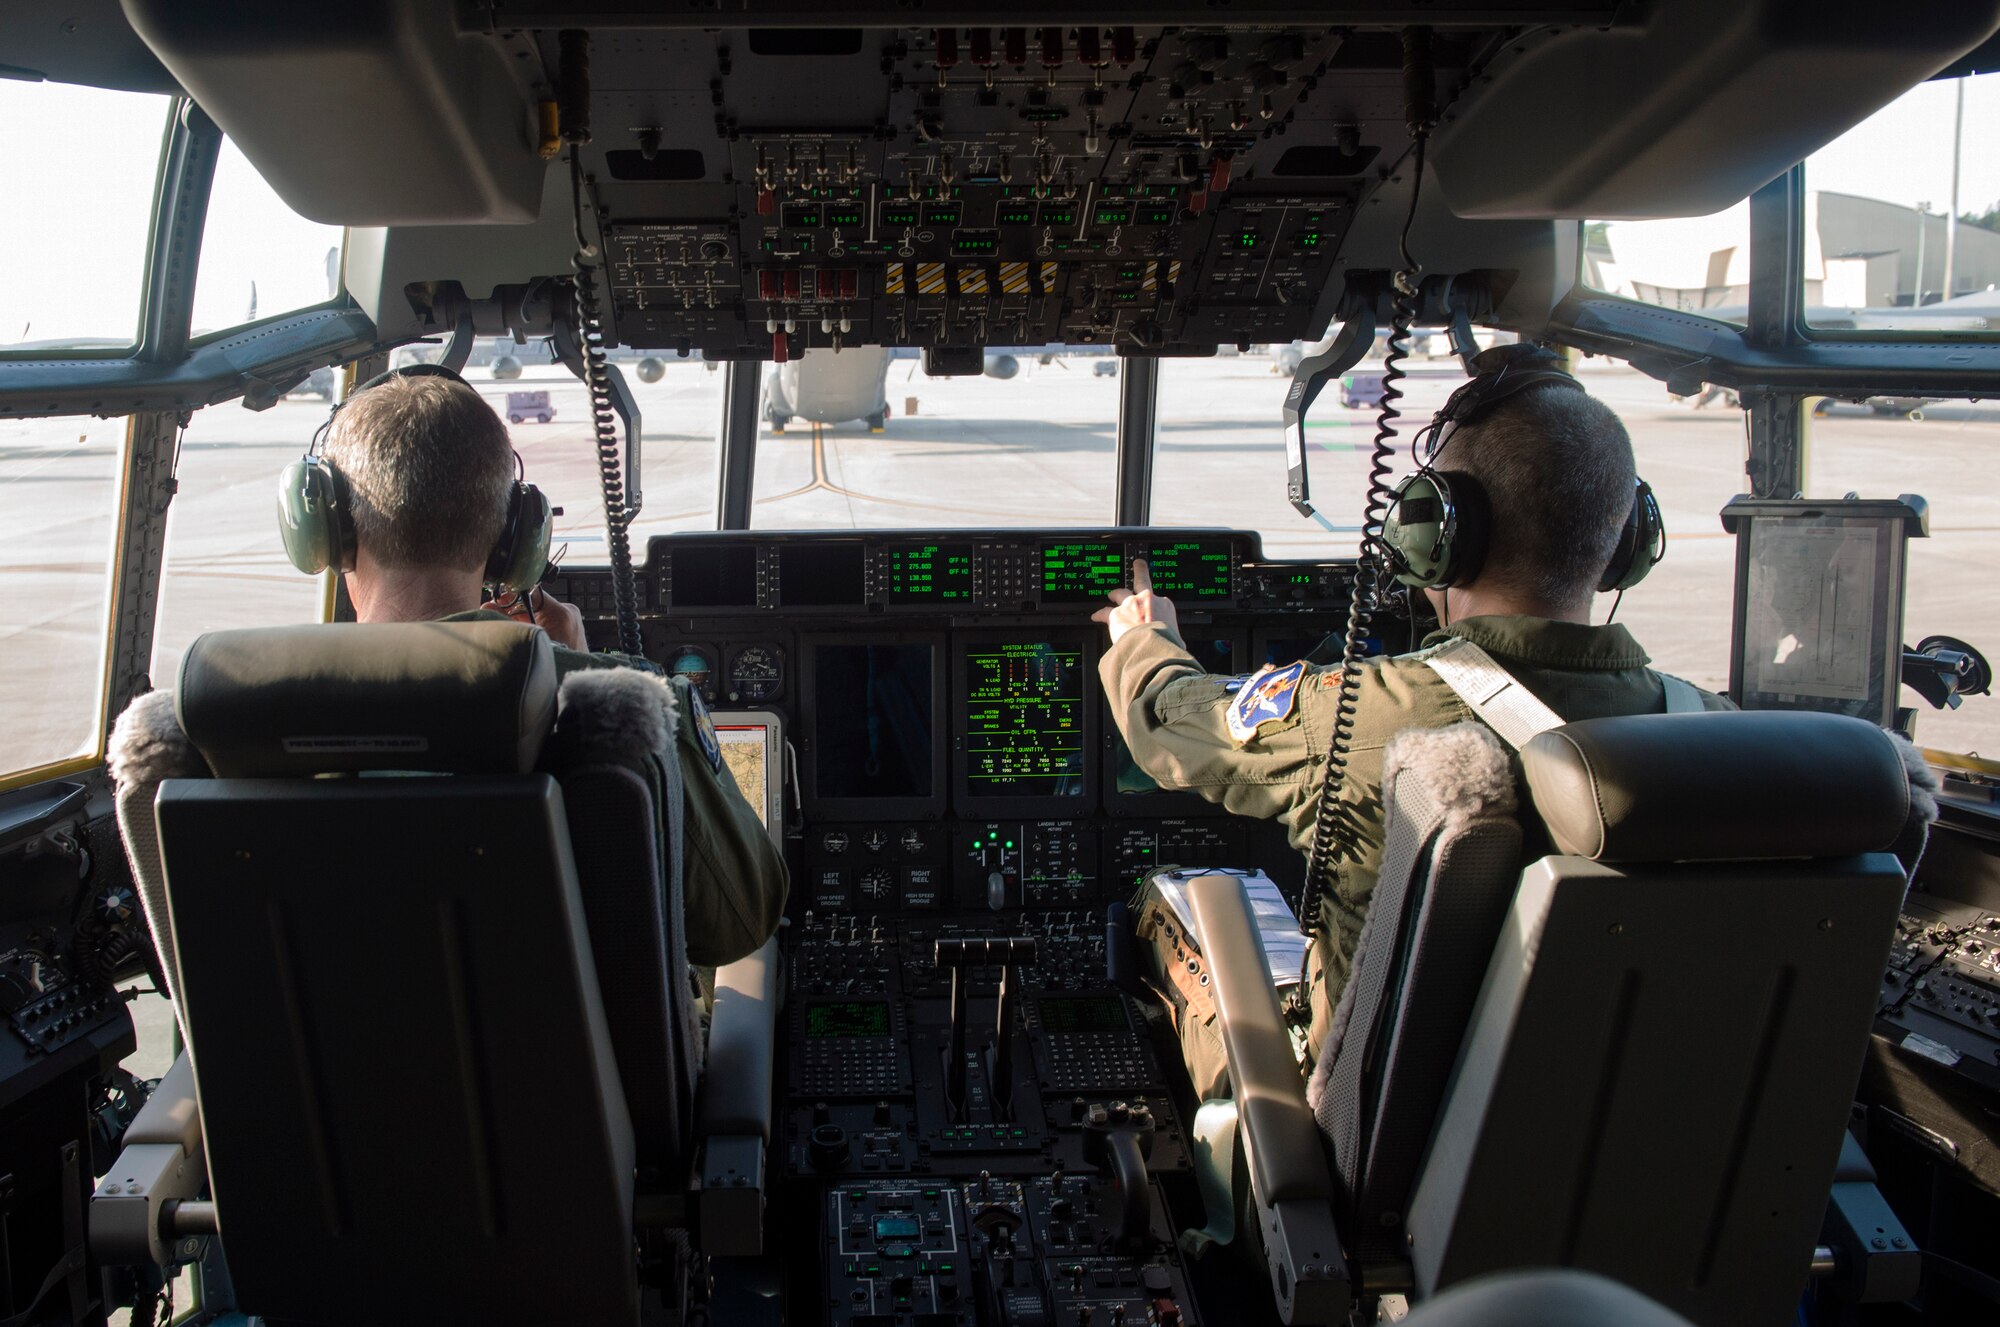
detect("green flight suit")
(1101, 613), (1731, 1095)
(446, 610), (788, 967)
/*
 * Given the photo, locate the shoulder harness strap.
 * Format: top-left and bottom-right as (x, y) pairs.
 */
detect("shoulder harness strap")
(1661, 672), (1705, 714)
(1421, 637), (1564, 752)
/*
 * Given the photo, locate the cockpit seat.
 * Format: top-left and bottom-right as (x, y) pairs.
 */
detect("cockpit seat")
(1380, 710), (1915, 1325)
(1196, 709), (1924, 1326)
(97, 621), (710, 1325)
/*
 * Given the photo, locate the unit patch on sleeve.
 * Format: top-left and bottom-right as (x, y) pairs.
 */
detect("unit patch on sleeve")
(1226, 660), (1306, 744)
(687, 684), (723, 773)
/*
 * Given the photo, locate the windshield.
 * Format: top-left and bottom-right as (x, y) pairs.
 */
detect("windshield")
(749, 349), (1119, 528)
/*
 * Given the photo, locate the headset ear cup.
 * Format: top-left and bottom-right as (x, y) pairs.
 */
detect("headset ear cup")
(276, 458), (354, 575)
(1599, 478), (1663, 593)
(488, 483), (553, 593)
(1382, 473), (1449, 588)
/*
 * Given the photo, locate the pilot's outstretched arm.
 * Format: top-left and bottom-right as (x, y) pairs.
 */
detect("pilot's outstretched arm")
(1095, 603), (1322, 824)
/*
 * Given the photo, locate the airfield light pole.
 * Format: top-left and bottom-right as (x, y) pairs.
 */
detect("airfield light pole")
(1914, 202), (1930, 307)
(1944, 79), (1964, 303)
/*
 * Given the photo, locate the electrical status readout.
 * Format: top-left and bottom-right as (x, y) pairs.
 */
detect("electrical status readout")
(1143, 540), (1234, 599)
(1039, 542), (1125, 603)
(881, 543), (974, 603)
(963, 643), (1086, 799)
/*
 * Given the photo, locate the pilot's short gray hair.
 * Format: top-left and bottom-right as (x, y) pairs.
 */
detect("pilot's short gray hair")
(1440, 381), (1637, 612)
(323, 374), (514, 572)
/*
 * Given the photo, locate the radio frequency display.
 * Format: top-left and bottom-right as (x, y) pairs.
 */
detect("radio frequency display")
(881, 543), (974, 603)
(964, 642), (1085, 798)
(1040, 542), (1125, 603)
(1144, 539), (1233, 600)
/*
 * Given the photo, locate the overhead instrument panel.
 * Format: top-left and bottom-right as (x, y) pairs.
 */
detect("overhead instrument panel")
(569, 25), (1428, 360)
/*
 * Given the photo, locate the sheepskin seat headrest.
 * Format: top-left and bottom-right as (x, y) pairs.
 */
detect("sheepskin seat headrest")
(107, 689), (208, 789)
(1381, 720), (1519, 827)
(548, 667), (680, 768)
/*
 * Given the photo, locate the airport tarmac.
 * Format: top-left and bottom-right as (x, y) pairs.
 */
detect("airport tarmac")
(5, 355), (1997, 1080)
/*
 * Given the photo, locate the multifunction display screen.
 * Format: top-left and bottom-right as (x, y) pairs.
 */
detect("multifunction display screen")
(669, 543), (757, 607)
(780, 541), (865, 606)
(806, 1002), (891, 1038)
(881, 543), (975, 604)
(1036, 995), (1130, 1033)
(1143, 539), (1233, 600)
(812, 644), (935, 799)
(1039, 542), (1125, 604)
(963, 642), (1086, 799)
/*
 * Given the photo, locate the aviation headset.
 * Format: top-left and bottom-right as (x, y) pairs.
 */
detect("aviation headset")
(277, 363), (554, 593)
(1379, 344), (1665, 593)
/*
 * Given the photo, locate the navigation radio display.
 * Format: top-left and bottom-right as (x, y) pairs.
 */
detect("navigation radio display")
(962, 641), (1086, 800)
(1039, 542), (1125, 603)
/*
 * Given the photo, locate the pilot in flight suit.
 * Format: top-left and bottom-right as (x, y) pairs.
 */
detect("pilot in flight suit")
(313, 367), (786, 969)
(1098, 351), (1729, 1097)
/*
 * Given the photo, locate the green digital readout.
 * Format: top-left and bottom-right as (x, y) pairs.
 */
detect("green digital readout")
(963, 642), (1085, 799)
(1235, 229), (1262, 249)
(952, 230), (999, 256)
(1143, 539), (1234, 600)
(880, 203), (920, 227)
(997, 203), (1037, 226)
(1039, 542), (1125, 603)
(1137, 204), (1177, 226)
(1297, 230), (1323, 248)
(826, 206), (864, 227)
(1037, 995), (1130, 1033)
(1038, 205), (1077, 227)
(806, 1001), (891, 1038)
(924, 205), (962, 227)
(1092, 204), (1133, 227)
(881, 543), (974, 603)
(783, 204), (823, 228)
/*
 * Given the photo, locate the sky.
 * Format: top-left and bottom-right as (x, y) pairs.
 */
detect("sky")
(1, 69), (1995, 347)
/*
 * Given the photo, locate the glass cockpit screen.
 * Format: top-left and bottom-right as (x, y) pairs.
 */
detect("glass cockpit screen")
(962, 642), (1086, 800)
(811, 644), (936, 800)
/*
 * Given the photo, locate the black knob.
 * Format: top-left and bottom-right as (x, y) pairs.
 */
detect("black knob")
(874, 1100), (895, 1127)
(813, 1101), (833, 1126)
(809, 1123), (851, 1171)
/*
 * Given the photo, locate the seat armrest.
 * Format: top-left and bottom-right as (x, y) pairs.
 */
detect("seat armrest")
(124, 1052), (203, 1158)
(701, 937), (779, 1141)
(696, 936), (780, 1258)
(1184, 874), (1351, 1325)
(92, 1052), (206, 1268)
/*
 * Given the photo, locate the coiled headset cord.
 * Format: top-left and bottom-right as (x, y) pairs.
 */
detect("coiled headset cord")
(571, 152), (646, 658)
(1297, 30), (1433, 940)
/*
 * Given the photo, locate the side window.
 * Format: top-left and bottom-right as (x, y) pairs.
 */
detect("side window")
(0, 83), (172, 351)
(1803, 72), (1999, 328)
(0, 417), (128, 777)
(190, 138), (346, 336)
(1583, 212), (1751, 325)
(149, 397), (334, 684)
(149, 141), (347, 683)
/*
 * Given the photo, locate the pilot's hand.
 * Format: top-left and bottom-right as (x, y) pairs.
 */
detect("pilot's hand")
(484, 586), (590, 652)
(1092, 586), (1180, 646)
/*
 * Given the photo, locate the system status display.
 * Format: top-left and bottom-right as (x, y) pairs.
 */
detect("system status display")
(881, 543), (974, 603)
(1143, 540), (1235, 600)
(963, 643), (1086, 800)
(1040, 542), (1125, 603)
